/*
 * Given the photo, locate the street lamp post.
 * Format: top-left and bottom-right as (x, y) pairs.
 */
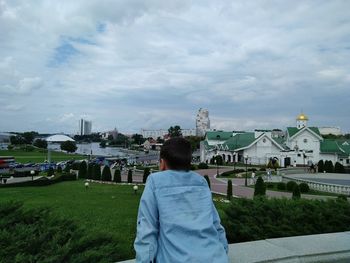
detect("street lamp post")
(30, 170), (35, 181)
(244, 154), (248, 186)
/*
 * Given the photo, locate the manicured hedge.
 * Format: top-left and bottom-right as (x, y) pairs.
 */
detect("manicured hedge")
(221, 197), (350, 243)
(0, 173), (76, 188)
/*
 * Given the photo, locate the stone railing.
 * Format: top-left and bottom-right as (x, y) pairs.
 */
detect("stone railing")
(118, 231), (350, 263)
(282, 175), (350, 196)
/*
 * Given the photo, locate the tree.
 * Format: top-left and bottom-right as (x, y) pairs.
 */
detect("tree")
(254, 176), (266, 197)
(127, 169), (133, 183)
(186, 136), (202, 152)
(132, 134), (145, 145)
(204, 175), (211, 189)
(101, 166), (112, 181)
(168, 125), (182, 138)
(318, 160), (324, 173)
(143, 168), (150, 183)
(10, 135), (26, 145)
(93, 164), (101, 180)
(113, 169), (121, 183)
(100, 141), (106, 148)
(292, 184), (301, 199)
(79, 161), (87, 179)
(60, 141), (77, 153)
(22, 131), (38, 144)
(227, 180), (233, 200)
(33, 139), (48, 149)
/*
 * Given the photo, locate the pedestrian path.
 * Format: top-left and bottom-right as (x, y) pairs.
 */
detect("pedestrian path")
(196, 168), (334, 200)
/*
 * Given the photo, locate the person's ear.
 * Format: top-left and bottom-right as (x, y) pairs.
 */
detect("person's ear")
(159, 158), (167, 171)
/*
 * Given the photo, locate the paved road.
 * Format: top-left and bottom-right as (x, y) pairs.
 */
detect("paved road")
(196, 168), (334, 200)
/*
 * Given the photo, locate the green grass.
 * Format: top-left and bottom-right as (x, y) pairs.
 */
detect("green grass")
(0, 149), (86, 163)
(0, 180), (144, 260)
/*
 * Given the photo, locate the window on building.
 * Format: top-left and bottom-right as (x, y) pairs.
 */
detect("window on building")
(297, 154), (301, 157)
(347, 159), (350, 164)
(303, 138), (308, 143)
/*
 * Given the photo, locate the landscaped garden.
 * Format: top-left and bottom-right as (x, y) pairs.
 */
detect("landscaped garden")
(1, 169), (350, 262)
(0, 148), (86, 163)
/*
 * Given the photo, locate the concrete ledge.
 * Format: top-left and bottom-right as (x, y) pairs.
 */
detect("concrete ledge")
(118, 231), (350, 263)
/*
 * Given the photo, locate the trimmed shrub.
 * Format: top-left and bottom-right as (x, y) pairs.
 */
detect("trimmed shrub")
(299, 183), (310, 193)
(93, 164), (101, 180)
(227, 180), (233, 200)
(0, 202), (121, 262)
(127, 170), (133, 183)
(190, 164), (197, 170)
(198, 162), (209, 169)
(113, 169), (121, 183)
(57, 166), (62, 174)
(222, 198), (350, 244)
(204, 175), (211, 189)
(318, 160), (324, 173)
(254, 176), (266, 197)
(266, 183), (274, 189)
(143, 168), (150, 183)
(286, 181), (297, 192)
(64, 164), (71, 173)
(101, 166), (112, 181)
(334, 162), (345, 173)
(78, 161), (87, 179)
(277, 182), (286, 191)
(87, 162), (94, 179)
(324, 160), (334, 173)
(259, 167), (266, 172)
(337, 195), (348, 202)
(292, 184), (301, 199)
(47, 167), (54, 177)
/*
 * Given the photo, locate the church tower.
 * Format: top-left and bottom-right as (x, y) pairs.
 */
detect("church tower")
(296, 113), (308, 129)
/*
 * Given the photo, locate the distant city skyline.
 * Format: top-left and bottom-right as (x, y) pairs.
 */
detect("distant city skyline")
(1, 1), (349, 134)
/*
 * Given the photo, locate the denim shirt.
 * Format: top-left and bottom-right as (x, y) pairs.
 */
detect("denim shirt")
(134, 170), (229, 263)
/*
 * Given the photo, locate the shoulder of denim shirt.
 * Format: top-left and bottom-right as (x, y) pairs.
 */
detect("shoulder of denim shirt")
(147, 170), (207, 189)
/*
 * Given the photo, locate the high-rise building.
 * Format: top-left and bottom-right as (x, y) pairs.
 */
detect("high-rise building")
(79, 119), (92, 135)
(196, 108), (210, 136)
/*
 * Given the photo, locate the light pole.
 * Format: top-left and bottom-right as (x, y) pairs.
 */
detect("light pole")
(244, 154), (248, 186)
(30, 170), (35, 181)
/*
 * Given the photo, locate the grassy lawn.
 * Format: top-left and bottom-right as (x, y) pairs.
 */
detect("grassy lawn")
(0, 180), (227, 260)
(0, 149), (86, 163)
(0, 181), (143, 260)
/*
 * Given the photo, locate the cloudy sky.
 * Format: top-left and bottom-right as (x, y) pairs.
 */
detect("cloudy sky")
(1, 0), (349, 134)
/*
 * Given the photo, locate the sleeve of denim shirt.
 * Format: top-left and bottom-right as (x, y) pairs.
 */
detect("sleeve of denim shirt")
(134, 177), (159, 263)
(212, 202), (229, 254)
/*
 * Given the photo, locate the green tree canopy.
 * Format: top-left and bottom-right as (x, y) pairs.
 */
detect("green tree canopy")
(33, 138), (48, 149)
(60, 141), (77, 153)
(168, 125), (182, 138)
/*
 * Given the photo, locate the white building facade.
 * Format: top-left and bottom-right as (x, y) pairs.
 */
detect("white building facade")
(200, 113), (350, 167)
(79, 119), (92, 135)
(196, 108), (210, 137)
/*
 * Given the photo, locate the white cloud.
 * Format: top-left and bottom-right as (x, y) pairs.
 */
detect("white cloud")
(0, 0), (350, 133)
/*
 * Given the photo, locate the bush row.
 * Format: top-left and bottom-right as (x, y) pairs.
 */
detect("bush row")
(221, 197), (350, 243)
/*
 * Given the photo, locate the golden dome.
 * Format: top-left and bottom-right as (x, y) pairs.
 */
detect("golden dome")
(296, 113), (309, 121)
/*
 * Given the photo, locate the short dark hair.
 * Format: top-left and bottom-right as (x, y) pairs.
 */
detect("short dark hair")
(160, 137), (192, 171)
